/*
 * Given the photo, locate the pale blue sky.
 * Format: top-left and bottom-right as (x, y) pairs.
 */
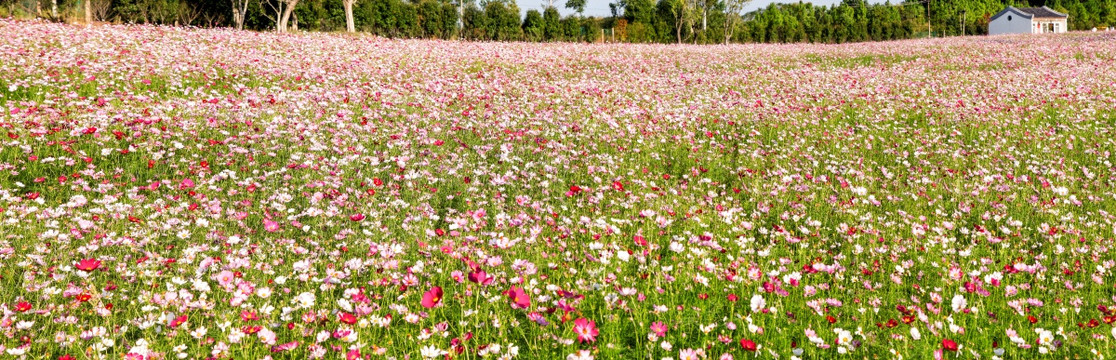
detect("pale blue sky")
(516, 0), (887, 17)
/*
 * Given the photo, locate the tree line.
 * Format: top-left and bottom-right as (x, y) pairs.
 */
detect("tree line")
(1, 0), (1113, 44)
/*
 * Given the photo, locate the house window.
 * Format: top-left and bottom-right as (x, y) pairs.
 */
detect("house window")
(1008, 15), (1012, 21)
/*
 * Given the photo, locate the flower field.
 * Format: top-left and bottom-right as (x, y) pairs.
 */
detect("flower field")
(3, 19), (1116, 360)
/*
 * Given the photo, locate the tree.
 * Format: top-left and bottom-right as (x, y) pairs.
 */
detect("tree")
(260, 0), (302, 32)
(667, 0), (696, 43)
(565, 0), (585, 14)
(232, 0), (250, 29)
(721, 0), (751, 44)
(343, 0), (359, 32)
(543, 6), (561, 40)
(523, 9), (544, 40)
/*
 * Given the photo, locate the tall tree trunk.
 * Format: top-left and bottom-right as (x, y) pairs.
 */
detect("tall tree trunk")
(278, 0), (299, 33)
(85, 0), (92, 24)
(232, 0), (247, 30)
(702, 9), (707, 31)
(676, 23), (682, 44)
(50, 0), (57, 18)
(344, 0), (355, 32)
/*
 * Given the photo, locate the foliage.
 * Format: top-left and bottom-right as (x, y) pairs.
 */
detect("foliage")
(4, 19), (1116, 359)
(4, 0), (1115, 43)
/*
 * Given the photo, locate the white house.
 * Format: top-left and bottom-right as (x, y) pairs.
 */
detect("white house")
(988, 6), (1069, 35)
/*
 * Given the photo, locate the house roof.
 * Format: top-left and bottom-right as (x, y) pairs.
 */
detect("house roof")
(1017, 6), (1068, 18)
(990, 6), (1068, 21)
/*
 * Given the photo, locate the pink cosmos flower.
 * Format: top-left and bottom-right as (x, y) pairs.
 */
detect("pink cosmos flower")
(215, 270), (235, 288)
(573, 318), (598, 343)
(651, 321), (668, 337)
(263, 218), (280, 232)
(469, 269), (493, 286)
(421, 286), (443, 308)
(271, 341), (299, 353)
(179, 178), (195, 190)
(350, 213), (366, 222)
(504, 286), (531, 309)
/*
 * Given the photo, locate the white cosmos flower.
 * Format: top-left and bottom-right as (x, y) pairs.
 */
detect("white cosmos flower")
(951, 294), (967, 312)
(750, 294), (766, 312)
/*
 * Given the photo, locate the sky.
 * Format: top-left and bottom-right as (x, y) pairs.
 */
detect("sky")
(516, 0), (888, 17)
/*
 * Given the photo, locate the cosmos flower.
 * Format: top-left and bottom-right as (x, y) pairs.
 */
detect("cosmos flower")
(740, 339), (758, 352)
(504, 286), (531, 309)
(573, 318), (598, 343)
(421, 286), (444, 308)
(75, 259), (102, 272)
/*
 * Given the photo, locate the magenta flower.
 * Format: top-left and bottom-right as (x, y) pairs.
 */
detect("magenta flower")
(650, 321), (668, 337)
(469, 269), (493, 285)
(75, 258), (102, 272)
(573, 318), (598, 343)
(504, 286), (531, 309)
(421, 286), (443, 308)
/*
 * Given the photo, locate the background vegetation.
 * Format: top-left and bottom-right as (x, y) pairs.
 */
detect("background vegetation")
(1, 0), (1114, 46)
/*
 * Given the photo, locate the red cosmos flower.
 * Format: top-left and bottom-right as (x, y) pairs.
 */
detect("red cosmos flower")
(241, 311), (259, 322)
(82, 127), (97, 135)
(421, 286), (443, 308)
(170, 314), (188, 328)
(633, 234), (648, 247)
(15, 301), (32, 312)
(75, 258), (102, 272)
(504, 286), (531, 309)
(338, 312), (357, 325)
(740, 338), (758, 352)
(75, 294), (92, 302)
(58, 355), (75, 360)
(612, 181), (624, 191)
(350, 213), (366, 222)
(572, 318), (598, 343)
(942, 339), (959, 352)
(372, 178), (383, 186)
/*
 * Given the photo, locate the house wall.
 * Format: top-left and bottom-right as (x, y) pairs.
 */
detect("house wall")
(989, 14), (1035, 35)
(1033, 18), (1068, 33)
